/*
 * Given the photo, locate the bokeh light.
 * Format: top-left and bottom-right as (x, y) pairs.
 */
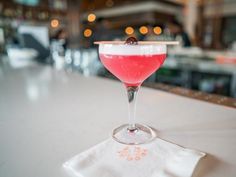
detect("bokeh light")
(84, 29), (92, 37)
(87, 13), (96, 22)
(139, 26), (148, 35)
(125, 27), (134, 35)
(51, 19), (59, 28)
(153, 26), (162, 35)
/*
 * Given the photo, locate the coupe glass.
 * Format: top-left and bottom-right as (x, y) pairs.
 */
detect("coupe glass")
(95, 41), (177, 145)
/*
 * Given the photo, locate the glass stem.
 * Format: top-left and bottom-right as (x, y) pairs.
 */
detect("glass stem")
(126, 85), (140, 131)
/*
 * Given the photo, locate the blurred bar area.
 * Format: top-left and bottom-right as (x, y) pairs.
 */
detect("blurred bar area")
(0, 0), (236, 104)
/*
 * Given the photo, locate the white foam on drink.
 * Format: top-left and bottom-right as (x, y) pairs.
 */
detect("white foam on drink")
(99, 44), (166, 55)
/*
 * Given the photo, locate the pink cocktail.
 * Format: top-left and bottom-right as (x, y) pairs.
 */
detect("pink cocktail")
(100, 54), (166, 86)
(95, 40), (177, 145)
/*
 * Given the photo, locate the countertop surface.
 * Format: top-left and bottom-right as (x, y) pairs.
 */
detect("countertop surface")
(0, 65), (236, 177)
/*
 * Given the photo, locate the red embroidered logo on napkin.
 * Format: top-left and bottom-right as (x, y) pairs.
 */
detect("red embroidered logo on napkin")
(117, 146), (148, 161)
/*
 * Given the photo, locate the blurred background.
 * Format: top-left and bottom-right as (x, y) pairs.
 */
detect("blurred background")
(0, 0), (236, 98)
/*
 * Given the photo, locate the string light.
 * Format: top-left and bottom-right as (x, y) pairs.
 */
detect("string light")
(51, 19), (59, 28)
(87, 13), (96, 22)
(139, 26), (148, 35)
(84, 29), (92, 37)
(125, 27), (134, 35)
(153, 26), (162, 35)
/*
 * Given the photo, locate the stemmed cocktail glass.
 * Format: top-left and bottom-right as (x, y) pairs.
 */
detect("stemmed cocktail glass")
(95, 38), (178, 145)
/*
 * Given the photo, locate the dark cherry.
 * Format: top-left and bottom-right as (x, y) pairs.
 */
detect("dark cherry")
(125, 37), (138, 45)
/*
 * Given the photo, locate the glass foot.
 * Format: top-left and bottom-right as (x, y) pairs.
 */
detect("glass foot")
(112, 124), (156, 145)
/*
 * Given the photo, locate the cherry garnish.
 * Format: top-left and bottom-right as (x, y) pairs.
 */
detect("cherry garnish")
(125, 37), (138, 45)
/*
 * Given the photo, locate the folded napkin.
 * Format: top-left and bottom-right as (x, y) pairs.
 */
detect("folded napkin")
(63, 138), (205, 177)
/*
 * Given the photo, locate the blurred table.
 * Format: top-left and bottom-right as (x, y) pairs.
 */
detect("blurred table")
(0, 65), (236, 177)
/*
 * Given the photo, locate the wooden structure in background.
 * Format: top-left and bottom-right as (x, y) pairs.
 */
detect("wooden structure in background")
(1, 0), (235, 49)
(0, 0), (67, 21)
(201, 0), (236, 49)
(67, 0), (81, 48)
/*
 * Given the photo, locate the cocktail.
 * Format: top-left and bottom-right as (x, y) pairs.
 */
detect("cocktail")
(95, 38), (178, 145)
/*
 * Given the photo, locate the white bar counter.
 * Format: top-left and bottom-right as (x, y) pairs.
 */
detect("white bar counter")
(0, 65), (236, 177)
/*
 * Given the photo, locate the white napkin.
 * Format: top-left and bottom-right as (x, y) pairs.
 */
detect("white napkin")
(63, 138), (205, 177)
